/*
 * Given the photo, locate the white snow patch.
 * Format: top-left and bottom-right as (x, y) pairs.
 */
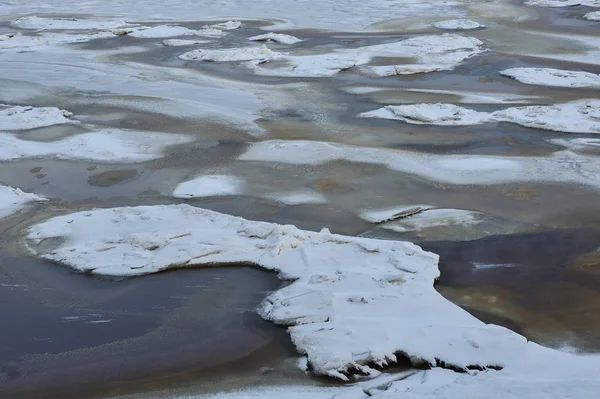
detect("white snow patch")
(206, 21), (243, 30)
(362, 100), (600, 134)
(360, 103), (493, 126)
(0, 129), (193, 163)
(500, 67), (600, 88)
(26, 204), (528, 379)
(0, 106), (73, 130)
(0, 186), (46, 219)
(248, 32), (302, 44)
(433, 19), (484, 30)
(379, 209), (484, 233)
(173, 175), (245, 198)
(585, 11), (600, 20)
(238, 140), (600, 190)
(12, 16), (132, 31)
(179, 44), (283, 62)
(360, 205), (433, 223)
(162, 39), (210, 47)
(119, 25), (223, 38)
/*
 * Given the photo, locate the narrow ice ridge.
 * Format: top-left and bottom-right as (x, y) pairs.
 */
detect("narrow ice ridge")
(360, 99), (600, 134)
(433, 19), (484, 30)
(0, 186), (46, 219)
(180, 34), (484, 78)
(500, 67), (600, 88)
(585, 11), (600, 20)
(238, 140), (600, 190)
(0, 105), (73, 130)
(248, 32), (302, 44)
(25, 204), (527, 379)
(173, 175), (245, 198)
(0, 129), (194, 162)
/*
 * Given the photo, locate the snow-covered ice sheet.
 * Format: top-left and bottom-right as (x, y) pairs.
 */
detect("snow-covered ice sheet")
(361, 100), (600, 134)
(162, 39), (210, 47)
(181, 34), (483, 78)
(0, 129), (193, 162)
(433, 19), (484, 30)
(26, 204), (529, 379)
(121, 25), (225, 38)
(238, 140), (600, 190)
(173, 175), (244, 198)
(0, 31), (115, 51)
(0, 186), (45, 219)
(360, 103), (493, 126)
(248, 32), (301, 44)
(585, 11), (600, 20)
(500, 67), (600, 88)
(11, 16), (132, 30)
(0, 105), (73, 130)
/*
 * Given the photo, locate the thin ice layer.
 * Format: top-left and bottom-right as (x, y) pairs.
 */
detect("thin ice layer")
(0, 186), (46, 219)
(25, 204), (527, 379)
(0, 129), (194, 162)
(0, 106), (73, 130)
(500, 67), (600, 88)
(433, 19), (484, 30)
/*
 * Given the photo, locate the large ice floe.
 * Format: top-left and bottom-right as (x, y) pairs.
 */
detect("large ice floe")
(500, 67), (600, 88)
(180, 34), (484, 78)
(432, 19), (484, 30)
(0, 186), (45, 219)
(360, 99), (600, 133)
(26, 204), (529, 379)
(0, 129), (193, 162)
(11, 16), (133, 31)
(0, 31), (116, 51)
(248, 32), (302, 44)
(585, 11), (600, 20)
(238, 140), (600, 190)
(0, 105), (73, 130)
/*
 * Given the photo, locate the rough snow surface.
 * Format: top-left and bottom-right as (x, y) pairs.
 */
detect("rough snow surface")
(248, 32), (302, 44)
(360, 103), (493, 126)
(238, 140), (600, 190)
(12, 16), (132, 30)
(585, 11), (600, 20)
(0, 106), (73, 130)
(173, 175), (244, 198)
(0, 186), (46, 219)
(0, 129), (193, 162)
(179, 44), (283, 62)
(433, 19), (484, 30)
(362, 100), (600, 133)
(500, 68), (600, 88)
(26, 204), (530, 379)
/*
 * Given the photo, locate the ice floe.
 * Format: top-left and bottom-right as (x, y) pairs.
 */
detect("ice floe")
(360, 205), (433, 223)
(181, 34), (484, 78)
(264, 190), (327, 205)
(26, 204), (528, 379)
(0, 186), (46, 219)
(248, 32), (302, 44)
(585, 11), (600, 20)
(0, 31), (115, 51)
(117, 25), (224, 38)
(360, 103), (493, 126)
(525, 0), (600, 6)
(500, 67), (600, 88)
(377, 209), (485, 233)
(433, 19), (484, 30)
(173, 175), (245, 198)
(0, 105), (73, 130)
(12, 16), (132, 31)
(207, 21), (243, 30)
(361, 99), (600, 134)
(238, 140), (600, 190)
(0, 129), (193, 162)
(162, 38), (210, 46)
(180, 44), (283, 62)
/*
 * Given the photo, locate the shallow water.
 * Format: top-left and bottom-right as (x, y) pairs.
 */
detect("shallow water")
(1, 2), (600, 397)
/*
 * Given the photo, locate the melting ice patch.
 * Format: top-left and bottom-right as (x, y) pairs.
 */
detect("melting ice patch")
(248, 32), (302, 44)
(238, 140), (600, 190)
(180, 44), (283, 62)
(378, 209), (485, 233)
(585, 11), (600, 20)
(0, 129), (194, 162)
(433, 19), (484, 30)
(0, 106), (73, 130)
(173, 175), (245, 198)
(361, 99), (600, 134)
(525, 0), (600, 6)
(25, 204), (528, 379)
(0, 186), (46, 219)
(500, 68), (600, 88)
(118, 25), (225, 38)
